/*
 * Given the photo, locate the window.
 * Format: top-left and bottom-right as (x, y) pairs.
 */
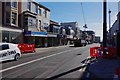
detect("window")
(24, 16), (28, 26)
(35, 5), (38, 14)
(39, 8), (41, 15)
(12, 2), (17, 8)
(45, 10), (47, 18)
(0, 44), (9, 50)
(28, 19), (33, 26)
(39, 20), (41, 30)
(11, 12), (17, 25)
(6, 2), (10, 6)
(28, 2), (31, 11)
(6, 11), (10, 24)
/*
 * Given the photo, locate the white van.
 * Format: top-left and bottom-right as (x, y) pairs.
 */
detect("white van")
(0, 43), (21, 62)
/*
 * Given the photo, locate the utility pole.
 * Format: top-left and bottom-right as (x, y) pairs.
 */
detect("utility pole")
(103, 0), (107, 47)
(109, 9), (111, 30)
(108, 9), (111, 46)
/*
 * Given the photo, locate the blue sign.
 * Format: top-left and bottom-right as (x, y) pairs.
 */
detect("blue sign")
(24, 31), (47, 37)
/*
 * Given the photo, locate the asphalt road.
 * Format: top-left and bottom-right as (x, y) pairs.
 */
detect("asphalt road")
(1, 43), (99, 80)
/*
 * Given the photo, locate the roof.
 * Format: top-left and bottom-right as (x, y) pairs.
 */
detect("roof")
(32, 1), (50, 11)
(83, 31), (95, 34)
(50, 20), (60, 26)
(61, 22), (78, 24)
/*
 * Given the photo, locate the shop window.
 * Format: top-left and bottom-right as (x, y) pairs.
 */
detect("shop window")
(11, 12), (17, 25)
(2, 31), (9, 43)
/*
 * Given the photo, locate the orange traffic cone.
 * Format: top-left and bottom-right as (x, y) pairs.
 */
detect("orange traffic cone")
(114, 67), (119, 80)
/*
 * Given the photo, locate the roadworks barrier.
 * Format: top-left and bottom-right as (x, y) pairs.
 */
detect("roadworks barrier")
(90, 47), (117, 59)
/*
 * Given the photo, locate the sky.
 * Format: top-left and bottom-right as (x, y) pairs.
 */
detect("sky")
(35, 1), (118, 41)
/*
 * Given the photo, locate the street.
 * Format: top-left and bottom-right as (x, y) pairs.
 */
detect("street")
(1, 43), (99, 79)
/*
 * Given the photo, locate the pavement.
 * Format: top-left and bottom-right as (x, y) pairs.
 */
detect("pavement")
(86, 57), (120, 80)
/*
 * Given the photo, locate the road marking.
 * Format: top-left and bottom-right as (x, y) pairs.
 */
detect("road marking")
(78, 68), (83, 72)
(78, 56), (91, 72)
(0, 47), (80, 73)
(82, 66), (87, 71)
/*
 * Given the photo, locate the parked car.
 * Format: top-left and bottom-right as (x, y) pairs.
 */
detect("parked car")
(0, 43), (21, 62)
(18, 44), (35, 53)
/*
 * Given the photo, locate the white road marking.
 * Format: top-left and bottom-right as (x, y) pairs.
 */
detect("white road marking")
(82, 66), (87, 71)
(78, 56), (91, 72)
(78, 68), (83, 72)
(0, 47), (80, 73)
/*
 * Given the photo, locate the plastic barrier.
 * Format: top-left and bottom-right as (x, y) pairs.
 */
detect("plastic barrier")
(102, 47), (117, 58)
(18, 44), (35, 53)
(90, 47), (101, 58)
(90, 47), (117, 58)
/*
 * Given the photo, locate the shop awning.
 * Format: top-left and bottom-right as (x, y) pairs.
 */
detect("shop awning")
(48, 34), (57, 37)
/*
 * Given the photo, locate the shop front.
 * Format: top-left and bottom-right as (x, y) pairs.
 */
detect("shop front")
(47, 34), (59, 47)
(57, 34), (67, 45)
(1, 27), (23, 44)
(24, 31), (48, 47)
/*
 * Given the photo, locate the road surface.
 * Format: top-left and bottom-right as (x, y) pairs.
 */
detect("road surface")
(1, 43), (99, 80)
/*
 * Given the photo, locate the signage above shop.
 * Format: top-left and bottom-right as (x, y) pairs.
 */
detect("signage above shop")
(24, 31), (47, 37)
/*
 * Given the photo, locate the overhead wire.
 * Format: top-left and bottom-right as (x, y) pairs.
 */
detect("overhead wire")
(81, 2), (87, 30)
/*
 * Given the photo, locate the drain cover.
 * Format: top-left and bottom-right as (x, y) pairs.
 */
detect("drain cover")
(77, 53), (81, 55)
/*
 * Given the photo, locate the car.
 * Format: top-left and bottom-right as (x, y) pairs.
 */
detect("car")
(18, 43), (35, 53)
(0, 43), (21, 62)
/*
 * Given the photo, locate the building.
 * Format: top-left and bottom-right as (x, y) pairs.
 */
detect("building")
(0, 1), (2, 42)
(83, 31), (95, 43)
(108, 20), (118, 36)
(47, 20), (60, 47)
(0, 0), (50, 47)
(95, 36), (100, 43)
(1, 1), (23, 43)
(61, 22), (80, 44)
(19, 0), (50, 47)
(108, 19), (119, 47)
